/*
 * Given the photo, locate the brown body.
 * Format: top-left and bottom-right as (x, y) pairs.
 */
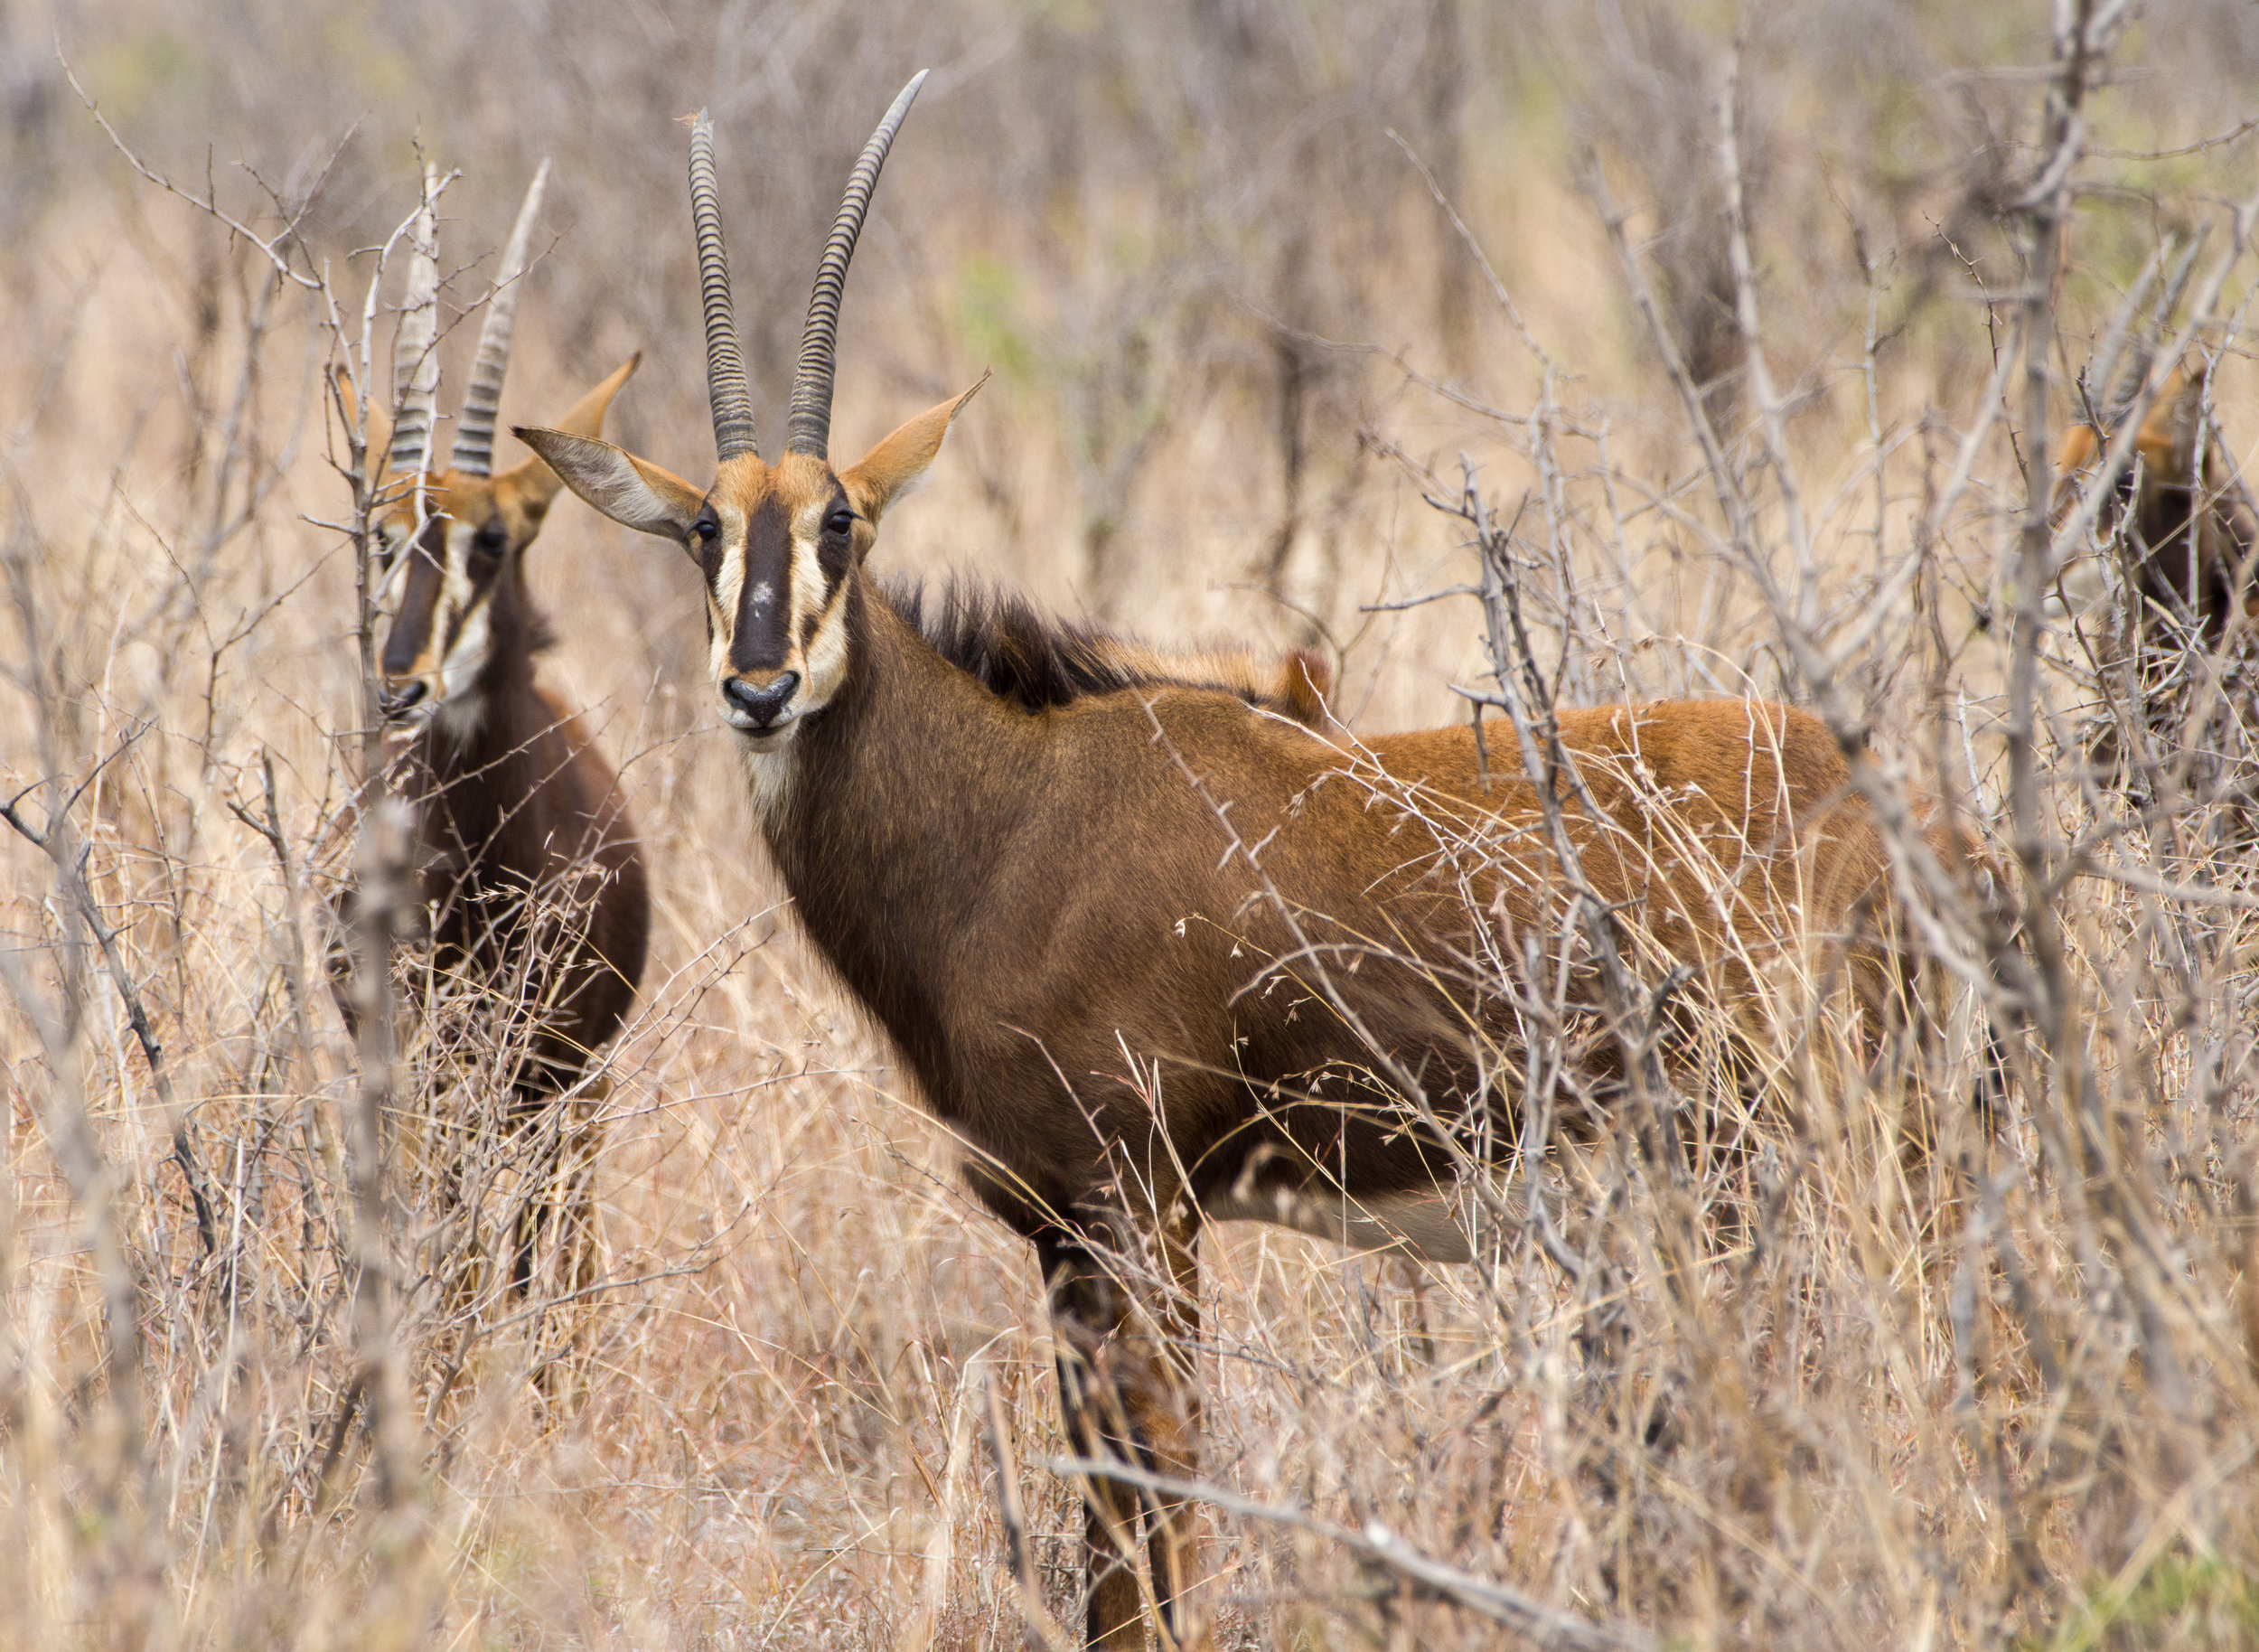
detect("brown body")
(769, 582), (1955, 1650)
(521, 83), (1971, 1647)
(811, 591), (1923, 1238)
(382, 574), (649, 1110)
(365, 390), (651, 1298)
(2056, 361), (2259, 819)
(889, 578), (1336, 727)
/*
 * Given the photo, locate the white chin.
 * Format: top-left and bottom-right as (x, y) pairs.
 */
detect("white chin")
(732, 720), (798, 753)
(434, 693), (487, 741)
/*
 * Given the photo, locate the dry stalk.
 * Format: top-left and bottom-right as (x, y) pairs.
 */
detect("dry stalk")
(1053, 1454), (1656, 1652)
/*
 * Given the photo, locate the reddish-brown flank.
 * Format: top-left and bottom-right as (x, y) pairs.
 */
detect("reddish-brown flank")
(776, 579), (1964, 1248)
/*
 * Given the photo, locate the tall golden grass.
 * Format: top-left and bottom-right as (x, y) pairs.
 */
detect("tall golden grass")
(6, 1), (2259, 1647)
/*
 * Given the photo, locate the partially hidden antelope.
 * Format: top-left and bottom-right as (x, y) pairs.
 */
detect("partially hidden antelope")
(521, 81), (1987, 1651)
(2056, 356), (2259, 817)
(343, 165), (650, 1302)
(2056, 356), (2259, 643)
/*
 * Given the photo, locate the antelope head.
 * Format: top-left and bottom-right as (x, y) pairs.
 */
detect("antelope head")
(363, 162), (640, 730)
(519, 76), (982, 754)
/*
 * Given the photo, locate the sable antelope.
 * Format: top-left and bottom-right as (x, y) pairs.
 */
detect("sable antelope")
(2056, 358), (2259, 642)
(2056, 359), (2259, 821)
(521, 82), (1981, 1651)
(344, 165), (650, 1301)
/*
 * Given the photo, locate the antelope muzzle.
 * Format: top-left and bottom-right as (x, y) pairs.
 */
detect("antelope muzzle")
(380, 676), (434, 718)
(719, 669), (801, 739)
(378, 527), (455, 724)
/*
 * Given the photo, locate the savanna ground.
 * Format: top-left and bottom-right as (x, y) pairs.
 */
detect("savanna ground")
(5, 1), (2259, 1646)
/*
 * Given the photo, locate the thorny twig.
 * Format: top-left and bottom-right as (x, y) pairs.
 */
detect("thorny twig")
(59, 47), (323, 293)
(2, 726), (220, 1258)
(1437, 465), (1710, 1331)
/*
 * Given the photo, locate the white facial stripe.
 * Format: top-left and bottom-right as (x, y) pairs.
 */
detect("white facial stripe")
(414, 521), (478, 684)
(785, 501), (829, 654)
(380, 516), (462, 679)
(423, 521), (496, 737)
(708, 504), (747, 682)
(708, 490), (863, 826)
(733, 504), (808, 821)
(439, 588), (490, 699)
(441, 521), (475, 614)
(435, 594), (491, 741)
(379, 514), (495, 738)
(799, 571), (852, 707)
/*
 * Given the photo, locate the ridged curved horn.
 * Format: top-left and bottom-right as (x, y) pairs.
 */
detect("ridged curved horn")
(785, 71), (928, 459)
(689, 110), (757, 460)
(452, 159), (550, 476)
(389, 163), (443, 477)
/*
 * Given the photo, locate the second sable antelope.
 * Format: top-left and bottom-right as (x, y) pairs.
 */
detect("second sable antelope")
(2057, 356), (2259, 643)
(523, 85), (1985, 1651)
(345, 166), (650, 1302)
(2056, 356), (2259, 818)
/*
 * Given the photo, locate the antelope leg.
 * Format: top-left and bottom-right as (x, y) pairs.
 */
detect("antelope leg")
(1038, 1197), (1210, 1652)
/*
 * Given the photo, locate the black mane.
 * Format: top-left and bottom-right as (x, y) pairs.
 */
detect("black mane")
(884, 577), (1273, 713)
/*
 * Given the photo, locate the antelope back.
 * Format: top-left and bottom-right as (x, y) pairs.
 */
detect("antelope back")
(886, 580), (1338, 727)
(1115, 643), (1334, 729)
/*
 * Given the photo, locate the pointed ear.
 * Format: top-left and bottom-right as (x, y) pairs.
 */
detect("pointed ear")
(2135, 361), (2203, 481)
(2054, 422), (2099, 475)
(335, 364), (396, 475)
(552, 353), (642, 439)
(839, 372), (989, 526)
(509, 354), (643, 507)
(512, 426), (704, 540)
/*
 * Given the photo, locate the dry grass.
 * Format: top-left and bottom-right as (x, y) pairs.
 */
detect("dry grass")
(7, 1), (2259, 1647)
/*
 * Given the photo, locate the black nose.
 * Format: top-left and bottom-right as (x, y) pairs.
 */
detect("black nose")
(380, 680), (429, 717)
(723, 671), (800, 727)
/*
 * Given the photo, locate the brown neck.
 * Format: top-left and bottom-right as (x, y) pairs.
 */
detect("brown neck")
(403, 570), (566, 868)
(761, 569), (1045, 1094)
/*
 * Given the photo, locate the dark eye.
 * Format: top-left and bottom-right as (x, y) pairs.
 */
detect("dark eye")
(692, 517), (719, 544)
(825, 507), (855, 536)
(471, 521), (507, 559)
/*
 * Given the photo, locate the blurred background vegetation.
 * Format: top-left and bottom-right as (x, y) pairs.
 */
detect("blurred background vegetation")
(7, 0), (2256, 690)
(8, 2), (2259, 1647)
